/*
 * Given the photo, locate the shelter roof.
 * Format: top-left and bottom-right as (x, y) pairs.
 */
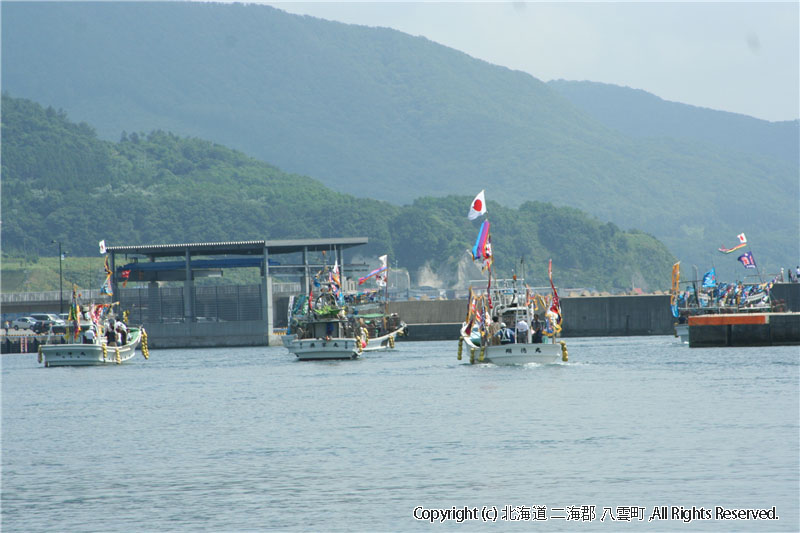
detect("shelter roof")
(106, 238), (369, 258)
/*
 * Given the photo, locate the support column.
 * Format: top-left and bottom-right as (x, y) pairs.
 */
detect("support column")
(263, 245), (274, 345)
(303, 246), (309, 298)
(147, 255), (160, 323)
(184, 249), (193, 321)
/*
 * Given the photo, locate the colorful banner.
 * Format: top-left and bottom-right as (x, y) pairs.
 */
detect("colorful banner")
(670, 262), (681, 305)
(702, 268), (716, 288)
(358, 255), (388, 286)
(718, 233), (748, 254)
(471, 220), (490, 260)
(548, 259), (560, 316)
(738, 252), (757, 269)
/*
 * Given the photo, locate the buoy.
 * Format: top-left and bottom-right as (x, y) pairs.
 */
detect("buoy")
(115, 347), (121, 364)
(141, 329), (149, 359)
(479, 345), (485, 362)
(37, 345), (43, 364)
(470, 347), (475, 364)
(457, 337), (463, 360)
(388, 336), (395, 349)
(560, 341), (568, 362)
(102, 343), (108, 361)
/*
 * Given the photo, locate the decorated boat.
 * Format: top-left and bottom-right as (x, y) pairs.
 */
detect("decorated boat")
(38, 287), (150, 367)
(669, 238), (777, 344)
(284, 256), (407, 361)
(458, 191), (568, 365)
(39, 325), (147, 367)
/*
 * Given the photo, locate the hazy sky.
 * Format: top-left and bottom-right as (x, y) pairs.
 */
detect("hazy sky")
(261, 1), (799, 122)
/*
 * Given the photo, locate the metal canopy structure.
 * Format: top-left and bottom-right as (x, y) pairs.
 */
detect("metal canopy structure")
(106, 238), (368, 259)
(105, 237), (369, 343)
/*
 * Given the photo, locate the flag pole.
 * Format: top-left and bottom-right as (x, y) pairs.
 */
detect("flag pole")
(747, 242), (765, 284)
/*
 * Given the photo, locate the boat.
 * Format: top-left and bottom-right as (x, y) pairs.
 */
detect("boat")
(669, 260), (775, 345)
(37, 287), (150, 367)
(284, 258), (407, 361)
(39, 324), (148, 367)
(458, 191), (568, 365)
(459, 277), (568, 365)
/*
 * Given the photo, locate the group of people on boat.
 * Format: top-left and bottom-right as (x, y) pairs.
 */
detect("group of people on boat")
(485, 312), (558, 345)
(80, 318), (127, 346)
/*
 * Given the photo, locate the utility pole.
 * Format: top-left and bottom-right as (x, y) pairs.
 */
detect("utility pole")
(52, 240), (63, 314)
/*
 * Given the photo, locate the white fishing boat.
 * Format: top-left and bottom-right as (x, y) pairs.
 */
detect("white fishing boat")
(284, 259), (406, 361)
(39, 325), (148, 367)
(458, 190), (568, 365)
(459, 279), (568, 365)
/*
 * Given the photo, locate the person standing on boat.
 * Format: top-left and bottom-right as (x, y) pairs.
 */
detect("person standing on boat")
(499, 323), (515, 345)
(117, 321), (128, 345)
(516, 317), (529, 343)
(105, 320), (117, 347)
(488, 316), (502, 345)
(83, 326), (96, 344)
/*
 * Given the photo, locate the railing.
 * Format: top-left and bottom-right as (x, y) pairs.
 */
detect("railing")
(1, 283), (303, 304)
(1, 289), (106, 303)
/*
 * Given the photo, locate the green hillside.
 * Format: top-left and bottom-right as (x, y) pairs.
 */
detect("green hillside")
(1, 94), (675, 292)
(2, 2), (796, 280)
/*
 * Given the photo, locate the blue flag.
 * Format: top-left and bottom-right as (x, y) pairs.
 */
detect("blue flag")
(702, 268), (716, 288)
(738, 252), (757, 269)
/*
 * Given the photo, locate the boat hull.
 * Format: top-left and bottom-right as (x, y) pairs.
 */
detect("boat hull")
(287, 338), (361, 361)
(40, 328), (142, 367)
(481, 343), (564, 365)
(460, 323), (566, 365)
(675, 324), (689, 344)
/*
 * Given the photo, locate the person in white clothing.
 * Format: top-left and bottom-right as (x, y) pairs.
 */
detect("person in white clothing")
(516, 318), (530, 343)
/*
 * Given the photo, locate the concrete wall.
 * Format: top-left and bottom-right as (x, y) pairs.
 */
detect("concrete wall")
(771, 283), (800, 312)
(143, 320), (268, 348)
(388, 295), (674, 337)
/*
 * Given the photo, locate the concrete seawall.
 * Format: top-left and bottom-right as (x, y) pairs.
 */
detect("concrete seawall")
(388, 294), (674, 340)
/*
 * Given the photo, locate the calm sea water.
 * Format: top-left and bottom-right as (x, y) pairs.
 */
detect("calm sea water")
(2, 337), (798, 532)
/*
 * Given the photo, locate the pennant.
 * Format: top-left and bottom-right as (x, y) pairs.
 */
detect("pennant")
(376, 255), (388, 287)
(358, 255), (389, 285)
(471, 220), (490, 260)
(548, 259), (561, 315)
(99, 239), (107, 254)
(702, 268), (716, 288)
(100, 255), (113, 296)
(467, 190), (487, 220)
(738, 252), (757, 269)
(719, 233), (747, 254)
(670, 262), (681, 305)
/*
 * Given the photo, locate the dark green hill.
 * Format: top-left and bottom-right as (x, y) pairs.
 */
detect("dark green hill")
(548, 80), (799, 165)
(1, 94), (674, 291)
(2, 2), (796, 279)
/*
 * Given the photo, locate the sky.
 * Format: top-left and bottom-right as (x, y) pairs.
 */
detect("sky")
(259, 1), (799, 122)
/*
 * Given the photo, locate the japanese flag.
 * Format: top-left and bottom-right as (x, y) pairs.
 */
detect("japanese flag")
(468, 190), (487, 220)
(737, 233), (747, 244)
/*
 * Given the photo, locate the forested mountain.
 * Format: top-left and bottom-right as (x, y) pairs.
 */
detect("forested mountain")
(548, 80), (799, 165)
(2, 2), (796, 280)
(1, 94), (675, 291)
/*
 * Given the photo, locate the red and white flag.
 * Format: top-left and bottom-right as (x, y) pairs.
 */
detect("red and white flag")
(737, 233), (747, 244)
(467, 190), (487, 220)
